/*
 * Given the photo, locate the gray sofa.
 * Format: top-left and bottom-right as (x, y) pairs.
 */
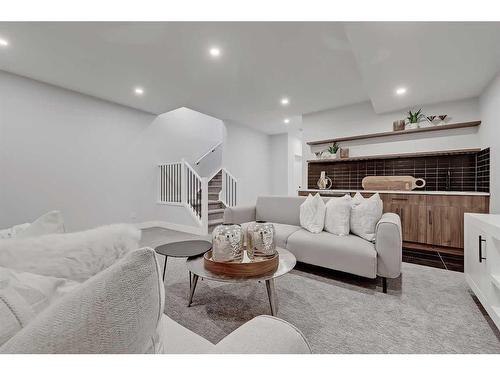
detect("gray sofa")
(1, 247), (311, 354)
(224, 196), (402, 292)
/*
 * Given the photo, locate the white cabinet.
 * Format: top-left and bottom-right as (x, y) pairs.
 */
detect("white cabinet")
(465, 214), (500, 330)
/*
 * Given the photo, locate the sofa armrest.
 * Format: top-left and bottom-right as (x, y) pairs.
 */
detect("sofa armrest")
(223, 205), (256, 225)
(375, 213), (402, 279)
(211, 315), (311, 354)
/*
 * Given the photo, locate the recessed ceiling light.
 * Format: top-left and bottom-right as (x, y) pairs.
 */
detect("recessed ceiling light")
(283, 118), (290, 124)
(395, 87), (407, 95)
(0, 38), (9, 47)
(209, 47), (221, 57)
(134, 87), (144, 96)
(280, 97), (290, 106)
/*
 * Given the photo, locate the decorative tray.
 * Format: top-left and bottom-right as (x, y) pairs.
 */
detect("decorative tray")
(203, 249), (279, 277)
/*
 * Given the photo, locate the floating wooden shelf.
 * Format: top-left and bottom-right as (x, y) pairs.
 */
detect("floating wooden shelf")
(307, 148), (481, 163)
(306, 121), (481, 146)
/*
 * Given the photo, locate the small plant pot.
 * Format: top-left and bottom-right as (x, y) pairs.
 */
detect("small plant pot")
(327, 153), (337, 159)
(406, 122), (419, 130)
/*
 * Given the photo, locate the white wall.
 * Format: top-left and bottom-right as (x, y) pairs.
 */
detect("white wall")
(222, 121), (272, 205)
(302, 98), (481, 188)
(269, 134), (288, 195)
(0, 71), (224, 231)
(479, 72), (500, 213)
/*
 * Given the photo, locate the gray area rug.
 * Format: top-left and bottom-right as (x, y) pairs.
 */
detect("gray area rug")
(141, 227), (500, 354)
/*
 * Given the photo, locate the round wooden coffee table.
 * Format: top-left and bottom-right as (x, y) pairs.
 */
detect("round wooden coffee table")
(185, 247), (296, 316)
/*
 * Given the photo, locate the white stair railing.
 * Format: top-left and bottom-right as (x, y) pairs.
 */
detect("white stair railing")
(158, 162), (182, 203)
(158, 160), (208, 233)
(221, 168), (237, 207)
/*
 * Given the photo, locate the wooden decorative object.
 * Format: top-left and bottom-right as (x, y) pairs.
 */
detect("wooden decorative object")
(393, 120), (405, 131)
(204, 249), (279, 276)
(340, 148), (349, 159)
(362, 176), (426, 191)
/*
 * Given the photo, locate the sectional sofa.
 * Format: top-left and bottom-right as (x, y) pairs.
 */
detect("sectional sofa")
(223, 195), (402, 292)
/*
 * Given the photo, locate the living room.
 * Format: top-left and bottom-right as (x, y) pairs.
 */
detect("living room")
(1, 0), (500, 372)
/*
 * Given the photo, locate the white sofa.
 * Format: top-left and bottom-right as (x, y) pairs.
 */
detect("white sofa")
(224, 196), (402, 292)
(0, 217), (310, 354)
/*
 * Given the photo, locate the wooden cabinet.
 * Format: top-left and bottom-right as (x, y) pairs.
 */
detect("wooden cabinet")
(384, 194), (489, 253)
(298, 190), (489, 254)
(382, 194), (427, 244)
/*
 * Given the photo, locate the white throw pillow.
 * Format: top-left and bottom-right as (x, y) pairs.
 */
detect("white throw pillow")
(0, 211), (64, 240)
(350, 192), (383, 241)
(0, 223), (30, 239)
(324, 194), (352, 236)
(300, 193), (326, 234)
(16, 211), (65, 238)
(0, 224), (141, 282)
(0, 267), (80, 346)
(0, 266), (80, 315)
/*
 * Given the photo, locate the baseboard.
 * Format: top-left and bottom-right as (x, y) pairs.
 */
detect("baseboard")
(136, 221), (207, 236)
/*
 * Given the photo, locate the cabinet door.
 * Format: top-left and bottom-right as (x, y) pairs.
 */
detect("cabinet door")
(464, 216), (491, 306)
(427, 205), (463, 248)
(383, 194), (427, 243)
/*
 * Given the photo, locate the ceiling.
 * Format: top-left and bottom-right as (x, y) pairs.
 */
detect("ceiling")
(0, 22), (499, 134)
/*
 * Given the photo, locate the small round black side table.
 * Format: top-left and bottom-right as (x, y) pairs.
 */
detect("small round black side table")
(154, 240), (212, 286)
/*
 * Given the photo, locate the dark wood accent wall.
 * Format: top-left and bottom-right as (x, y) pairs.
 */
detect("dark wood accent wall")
(308, 148), (490, 193)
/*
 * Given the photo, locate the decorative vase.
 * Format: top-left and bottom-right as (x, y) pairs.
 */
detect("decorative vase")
(393, 120), (405, 131)
(317, 171), (332, 190)
(246, 221), (276, 260)
(327, 153), (337, 159)
(340, 148), (349, 159)
(406, 122), (419, 129)
(212, 223), (244, 262)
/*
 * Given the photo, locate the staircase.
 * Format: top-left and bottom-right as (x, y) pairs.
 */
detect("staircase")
(157, 161), (237, 235)
(208, 171), (224, 233)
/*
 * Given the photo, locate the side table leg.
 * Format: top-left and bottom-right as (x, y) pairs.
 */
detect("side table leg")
(265, 279), (278, 316)
(188, 274), (199, 307)
(189, 271), (192, 289)
(162, 255), (168, 282)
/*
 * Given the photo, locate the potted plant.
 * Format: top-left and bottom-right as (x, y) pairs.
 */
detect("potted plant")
(327, 142), (339, 159)
(406, 108), (425, 129)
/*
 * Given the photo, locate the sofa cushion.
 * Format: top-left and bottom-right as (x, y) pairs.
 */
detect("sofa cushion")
(0, 286), (35, 346)
(300, 194), (326, 234)
(241, 222), (301, 248)
(0, 266), (80, 316)
(286, 230), (377, 278)
(324, 194), (352, 236)
(256, 196), (306, 226)
(350, 193), (383, 241)
(157, 315), (214, 354)
(0, 248), (163, 354)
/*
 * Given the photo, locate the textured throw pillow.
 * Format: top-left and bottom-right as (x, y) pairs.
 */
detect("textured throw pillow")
(350, 192), (383, 241)
(300, 193), (326, 234)
(0, 224), (141, 282)
(324, 194), (352, 236)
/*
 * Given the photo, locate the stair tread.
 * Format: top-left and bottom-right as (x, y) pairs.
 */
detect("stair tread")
(208, 200), (222, 204)
(208, 208), (225, 214)
(208, 218), (224, 226)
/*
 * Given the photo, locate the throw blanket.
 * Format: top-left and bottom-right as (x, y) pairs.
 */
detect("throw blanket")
(0, 224), (141, 282)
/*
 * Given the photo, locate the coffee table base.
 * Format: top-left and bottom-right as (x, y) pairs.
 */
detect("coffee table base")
(187, 276), (279, 317)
